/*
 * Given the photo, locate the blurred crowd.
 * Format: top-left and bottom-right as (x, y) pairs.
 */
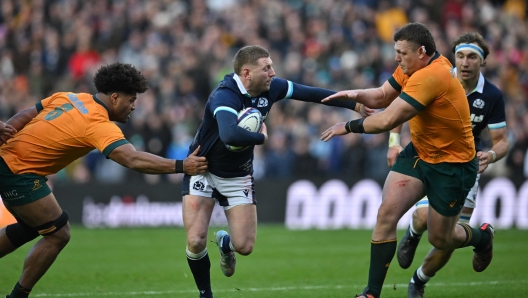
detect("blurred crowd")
(0, 0), (527, 185)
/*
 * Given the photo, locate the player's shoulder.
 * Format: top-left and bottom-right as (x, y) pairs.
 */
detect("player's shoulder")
(411, 55), (456, 89)
(423, 54), (453, 77)
(482, 79), (503, 99)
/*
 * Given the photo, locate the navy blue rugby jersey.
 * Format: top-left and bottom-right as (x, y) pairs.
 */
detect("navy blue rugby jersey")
(466, 72), (506, 151)
(186, 73), (355, 178)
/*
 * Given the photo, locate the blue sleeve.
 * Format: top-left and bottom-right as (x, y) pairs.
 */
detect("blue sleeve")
(272, 78), (357, 110)
(215, 110), (265, 146)
(487, 93), (506, 130)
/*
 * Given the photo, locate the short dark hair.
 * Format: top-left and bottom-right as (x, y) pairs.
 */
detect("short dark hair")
(233, 45), (270, 75)
(451, 32), (490, 60)
(93, 62), (149, 95)
(393, 22), (436, 54)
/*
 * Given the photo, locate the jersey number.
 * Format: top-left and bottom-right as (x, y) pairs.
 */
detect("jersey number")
(44, 103), (74, 121)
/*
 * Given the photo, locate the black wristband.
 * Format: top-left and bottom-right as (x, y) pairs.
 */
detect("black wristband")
(345, 121), (352, 133)
(345, 118), (365, 133)
(175, 160), (184, 173)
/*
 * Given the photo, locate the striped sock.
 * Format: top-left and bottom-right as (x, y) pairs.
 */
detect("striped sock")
(8, 282), (31, 298)
(411, 266), (432, 286)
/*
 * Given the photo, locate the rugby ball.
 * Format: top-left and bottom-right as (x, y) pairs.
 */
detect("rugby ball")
(225, 107), (263, 152)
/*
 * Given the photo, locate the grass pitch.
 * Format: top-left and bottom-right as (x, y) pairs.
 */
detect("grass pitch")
(1, 225), (527, 297)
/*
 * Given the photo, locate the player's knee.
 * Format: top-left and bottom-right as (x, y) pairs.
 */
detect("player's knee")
(376, 206), (399, 227)
(187, 234), (207, 251)
(235, 243), (254, 256)
(37, 211), (71, 248)
(428, 234), (449, 250)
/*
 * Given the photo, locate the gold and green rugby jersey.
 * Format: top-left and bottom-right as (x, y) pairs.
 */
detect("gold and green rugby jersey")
(389, 52), (475, 163)
(0, 92), (128, 176)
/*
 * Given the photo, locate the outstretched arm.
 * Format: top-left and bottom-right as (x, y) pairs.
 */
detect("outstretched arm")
(321, 81), (400, 109)
(321, 97), (418, 141)
(288, 82), (357, 110)
(6, 106), (38, 132)
(108, 143), (208, 175)
(289, 82), (377, 116)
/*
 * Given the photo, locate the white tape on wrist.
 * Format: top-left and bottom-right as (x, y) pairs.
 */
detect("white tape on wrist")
(388, 132), (401, 147)
(488, 150), (496, 163)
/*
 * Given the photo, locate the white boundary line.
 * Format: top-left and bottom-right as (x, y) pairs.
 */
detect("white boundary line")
(32, 280), (528, 297)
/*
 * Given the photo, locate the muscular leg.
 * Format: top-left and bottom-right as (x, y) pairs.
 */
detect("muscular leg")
(365, 171), (425, 298)
(373, 172), (425, 240)
(420, 248), (455, 276)
(413, 207), (475, 279)
(5, 193), (71, 296)
(0, 227), (17, 257)
(183, 195), (215, 254)
(183, 194), (215, 298)
(224, 204), (257, 256)
(427, 206), (466, 250)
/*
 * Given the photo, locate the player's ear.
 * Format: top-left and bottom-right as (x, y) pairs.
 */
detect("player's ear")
(242, 67), (251, 80)
(420, 45), (427, 58)
(110, 92), (119, 105)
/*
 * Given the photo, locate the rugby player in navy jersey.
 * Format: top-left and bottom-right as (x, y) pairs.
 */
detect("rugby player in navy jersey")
(181, 45), (372, 298)
(386, 32), (509, 298)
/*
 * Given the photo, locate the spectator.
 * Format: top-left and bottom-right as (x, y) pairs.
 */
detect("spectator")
(0, 0), (526, 184)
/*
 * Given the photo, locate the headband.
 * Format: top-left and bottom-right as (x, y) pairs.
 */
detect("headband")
(455, 43), (484, 60)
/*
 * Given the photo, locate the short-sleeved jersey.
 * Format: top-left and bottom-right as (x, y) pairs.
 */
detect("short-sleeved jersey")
(189, 73), (294, 178)
(0, 92), (128, 176)
(465, 72), (507, 151)
(388, 52), (475, 164)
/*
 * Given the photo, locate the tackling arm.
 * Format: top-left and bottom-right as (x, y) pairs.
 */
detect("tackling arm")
(361, 97), (418, 133)
(320, 97), (418, 142)
(108, 143), (208, 175)
(6, 106), (38, 132)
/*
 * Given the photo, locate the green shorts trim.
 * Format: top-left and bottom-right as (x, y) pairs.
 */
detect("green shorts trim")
(0, 157), (51, 206)
(391, 143), (478, 217)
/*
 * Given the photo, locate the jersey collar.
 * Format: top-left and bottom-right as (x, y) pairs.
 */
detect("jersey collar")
(232, 73), (252, 98)
(471, 72), (485, 95)
(93, 94), (110, 115)
(427, 51), (440, 65)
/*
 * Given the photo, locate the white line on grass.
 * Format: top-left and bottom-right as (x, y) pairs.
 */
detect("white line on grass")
(33, 280), (528, 297)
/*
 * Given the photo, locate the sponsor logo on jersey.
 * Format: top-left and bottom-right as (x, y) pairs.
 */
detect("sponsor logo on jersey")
(470, 113), (484, 124)
(473, 98), (485, 109)
(257, 97), (268, 107)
